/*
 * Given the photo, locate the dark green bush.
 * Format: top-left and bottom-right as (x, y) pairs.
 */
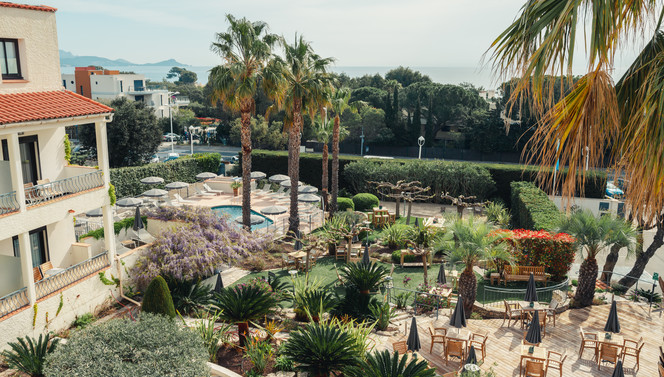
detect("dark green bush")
(391, 249), (417, 264)
(79, 216), (147, 240)
(337, 197), (355, 212)
(141, 276), (176, 319)
(352, 193), (380, 212)
(1, 334), (58, 377)
(110, 153), (221, 198)
(510, 181), (561, 231)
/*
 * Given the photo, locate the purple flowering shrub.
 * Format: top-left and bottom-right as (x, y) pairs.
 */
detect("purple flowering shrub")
(132, 206), (275, 288)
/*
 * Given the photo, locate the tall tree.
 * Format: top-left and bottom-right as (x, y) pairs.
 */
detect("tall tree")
(329, 88), (354, 214)
(314, 117), (347, 208)
(209, 15), (279, 230)
(490, 2), (664, 224)
(274, 36), (333, 234)
(79, 97), (161, 168)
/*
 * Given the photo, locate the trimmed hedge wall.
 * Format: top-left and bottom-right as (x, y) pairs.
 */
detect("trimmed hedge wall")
(110, 153), (221, 198)
(510, 181), (562, 231)
(245, 150), (607, 207)
(352, 193), (379, 211)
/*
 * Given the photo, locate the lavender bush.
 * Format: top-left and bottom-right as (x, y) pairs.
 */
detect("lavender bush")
(132, 206), (274, 288)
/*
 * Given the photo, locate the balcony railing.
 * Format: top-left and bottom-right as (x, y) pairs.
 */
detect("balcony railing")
(0, 191), (19, 215)
(35, 251), (110, 299)
(25, 171), (103, 207)
(0, 287), (28, 318)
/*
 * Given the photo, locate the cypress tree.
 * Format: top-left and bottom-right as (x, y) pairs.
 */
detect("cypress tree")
(141, 276), (176, 319)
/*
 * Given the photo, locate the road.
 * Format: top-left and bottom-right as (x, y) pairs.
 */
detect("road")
(156, 142), (240, 161)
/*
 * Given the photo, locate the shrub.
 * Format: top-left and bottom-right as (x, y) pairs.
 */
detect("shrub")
(109, 153), (221, 198)
(485, 201), (510, 228)
(394, 292), (413, 309)
(331, 287), (378, 320)
(611, 283), (629, 295)
(496, 229), (575, 280)
(342, 262), (388, 293)
(391, 249), (417, 264)
(193, 311), (231, 361)
(164, 277), (212, 316)
(283, 323), (361, 377)
(572, 279), (578, 286)
(352, 193), (379, 212)
(274, 355), (294, 371)
(71, 313), (95, 329)
(344, 349), (436, 377)
(369, 301), (395, 331)
(510, 181), (562, 231)
(44, 313), (208, 377)
(294, 289), (336, 322)
(1, 334), (59, 377)
(141, 276), (176, 319)
(337, 197), (355, 211)
(79, 216), (147, 240)
(244, 338), (274, 375)
(383, 224), (414, 249)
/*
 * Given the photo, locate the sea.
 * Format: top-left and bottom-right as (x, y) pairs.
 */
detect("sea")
(61, 65), (499, 89)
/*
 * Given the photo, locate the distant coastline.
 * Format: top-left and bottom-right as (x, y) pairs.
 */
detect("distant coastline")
(60, 65), (499, 89)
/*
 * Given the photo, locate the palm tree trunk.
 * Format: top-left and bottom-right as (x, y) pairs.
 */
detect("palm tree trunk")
(330, 115), (340, 214)
(458, 267), (476, 318)
(406, 200), (413, 225)
(574, 257), (598, 308)
(600, 244), (621, 284)
(618, 220), (664, 288)
(422, 252), (428, 283)
(288, 98), (303, 236)
(395, 193), (401, 219)
(240, 105), (252, 231)
(322, 144), (329, 210)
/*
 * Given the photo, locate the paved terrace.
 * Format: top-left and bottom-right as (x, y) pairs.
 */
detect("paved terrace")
(377, 301), (662, 376)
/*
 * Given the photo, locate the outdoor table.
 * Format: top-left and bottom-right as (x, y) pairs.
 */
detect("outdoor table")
(446, 327), (471, 342)
(595, 332), (624, 348)
(518, 301), (548, 312)
(490, 273), (501, 285)
(288, 251), (307, 269)
(520, 345), (547, 375)
(121, 239), (137, 249)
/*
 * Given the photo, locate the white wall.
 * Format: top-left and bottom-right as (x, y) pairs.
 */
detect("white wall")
(0, 7), (61, 93)
(0, 161), (12, 193)
(61, 73), (75, 91)
(0, 237), (14, 257)
(0, 254), (22, 296)
(549, 196), (622, 217)
(46, 218), (76, 268)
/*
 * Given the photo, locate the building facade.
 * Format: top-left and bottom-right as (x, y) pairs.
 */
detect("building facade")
(0, 2), (124, 349)
(62, 67), (179, 118)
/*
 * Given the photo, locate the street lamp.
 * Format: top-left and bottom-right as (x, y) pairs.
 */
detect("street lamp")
(167, 91), (180, 154)
(417, 136), (425, 160)
(360, 125), (365, 157)
(189, 125), (195, 155)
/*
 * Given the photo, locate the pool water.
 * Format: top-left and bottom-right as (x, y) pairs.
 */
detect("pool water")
(211, 205), (274, 231)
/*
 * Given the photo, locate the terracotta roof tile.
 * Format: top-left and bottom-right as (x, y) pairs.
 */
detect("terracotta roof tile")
(0, 2), (57, 12)
(0, 90), (113, 125)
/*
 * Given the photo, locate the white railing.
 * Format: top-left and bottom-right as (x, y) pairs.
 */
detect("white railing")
(25, 171), (103, 207)
(35, 251), (110, 299)
(0, 191), (19, 215)
(0, 287), (29, 318)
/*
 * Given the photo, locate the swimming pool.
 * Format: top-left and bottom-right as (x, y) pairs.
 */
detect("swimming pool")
(211, 205), (274, 231)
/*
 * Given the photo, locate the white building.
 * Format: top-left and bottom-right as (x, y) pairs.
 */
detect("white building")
(0, 2), (127, 349)
(62, 68), (188, 118)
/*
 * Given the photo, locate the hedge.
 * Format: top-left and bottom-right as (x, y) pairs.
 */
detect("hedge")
(337, 197), (355, 211)
(110, 153), (221, 198)
(510, 181), (562, 231)
(245, 150), (606, 207)
(352, 193), (379, 211)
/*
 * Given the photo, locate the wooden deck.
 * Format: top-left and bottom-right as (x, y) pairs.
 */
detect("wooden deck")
(380, 301), (662, 376)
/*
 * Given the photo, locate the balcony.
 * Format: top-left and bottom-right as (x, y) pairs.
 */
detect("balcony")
(0, 251), (110, 318)
(0, 191), (19, 216)
(24, 170), (103, 208)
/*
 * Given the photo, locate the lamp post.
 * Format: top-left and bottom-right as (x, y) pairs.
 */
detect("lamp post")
(417, 136), (425, 160)
(167, 91), (180, 154)
(360, 128), (365, 156)
(189, 126), (195, 155)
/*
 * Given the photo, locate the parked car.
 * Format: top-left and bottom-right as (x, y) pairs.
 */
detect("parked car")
(163, 133), (180, 142)
(148, 155), (160, 164)
(164, 152), (179, 163)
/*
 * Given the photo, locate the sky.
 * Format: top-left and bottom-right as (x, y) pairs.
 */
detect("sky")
(47, 0), (648, 72)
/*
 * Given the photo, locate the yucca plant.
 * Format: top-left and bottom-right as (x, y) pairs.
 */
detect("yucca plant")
(192, 311), (232, 362)
(212, 281), (277, 346)
(342, 262), (388, 294)
(282, 322), (361, 377)
(344, 350), (436, 377)
(1, 334), (59, 377)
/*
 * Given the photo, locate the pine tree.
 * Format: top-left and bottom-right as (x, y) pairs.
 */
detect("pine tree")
(425, 94), (434, 146)
(413, 96), (422, 141)
(141, 276), (176, 318)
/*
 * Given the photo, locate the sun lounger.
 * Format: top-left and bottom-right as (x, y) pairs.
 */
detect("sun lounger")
(194, 186), (215, 196)
(203, 183), (223, 195)
(174, 193), (195, 204)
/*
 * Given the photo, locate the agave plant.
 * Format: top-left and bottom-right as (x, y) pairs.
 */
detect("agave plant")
(212, 280), (278, 346)
(344, 350), (436, 377)
(342, 262), (388, 294)
(1, 334), (59, 377)
(282, 322), (361, 377)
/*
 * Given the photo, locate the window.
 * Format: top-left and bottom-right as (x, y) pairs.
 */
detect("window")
(62, 79), (66, 87)
(70, 80), (74, 84)
(119, 81), (123, 92)
(12, 227), (49, 267)
(80, 85), (83, 96)
(0, 39), (21, 79)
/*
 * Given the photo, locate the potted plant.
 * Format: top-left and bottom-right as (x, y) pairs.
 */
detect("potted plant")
(231, 181), (242, 196)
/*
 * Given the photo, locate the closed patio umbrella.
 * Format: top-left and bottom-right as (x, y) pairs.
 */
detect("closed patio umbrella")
(260, 205), (287, 215)
(299, 194), (320, 203)
(250, 171), (266, 179)
(611, 360), (625, 377)
(140, 176), (164, 185)
(437, 263), (447, 285)
(214, 273), (224, 293)
(298, 185), (318, 194)
(141, 188), (168, 197)
(406, 316), (421, 352)
(116, 197), (143, 207)
(269, 174), (289, 183)
(362, 244), (370, 264)
(524, 273), (538, 303)
(450, 295), (467, 328)
(132, 206), (144, 231)
(604, 300), (621, 333)
(466, 345), (478, 364)
(196, 172), (217, 180)
(525, 310), (542, 345)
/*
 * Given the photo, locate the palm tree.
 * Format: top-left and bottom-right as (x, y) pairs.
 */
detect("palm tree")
(210, 15), (279, 230)
(600, 218), (638, 284)
(489, 3), (664, 225)
(558, 210), (635, 307)
(329, 88), (357, 214)
(439, 217), (511, 317)
(274, 36), (333, 235)
(313, 116), (348, 209)
(344, 350), (436, 377)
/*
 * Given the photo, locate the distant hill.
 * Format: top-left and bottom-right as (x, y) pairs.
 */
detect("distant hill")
(59, 50), (188, 67)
